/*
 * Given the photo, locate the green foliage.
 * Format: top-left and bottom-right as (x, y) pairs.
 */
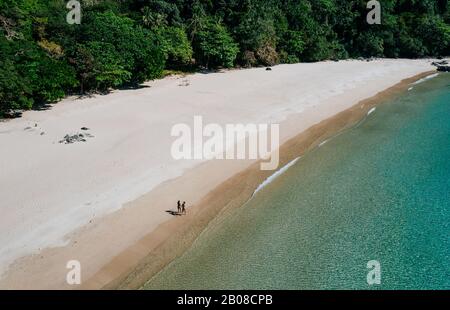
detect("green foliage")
(69, 42), (131, 91)
(32, 52), (77, 103)
(160, 26), (193, 68)
(416, 15), (450, 56)
(80, 10), (165, 85)
(355, 31), (385, 57)
(194, 19), (239, 68)
(0, 39), (34, 113)
(279, 30), (306, 61)
(1, 0), (450, 116)
(141, 0), (181, 28)
(0, 35), (77, 116)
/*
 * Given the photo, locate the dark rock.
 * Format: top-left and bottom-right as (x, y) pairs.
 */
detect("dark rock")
(3, 110), (22, 118)
(59, 132), (93, 144)
(266, 67), (272, 71)
(436, 65), (450, 72)
(432, 60), (448, 66)
(431, 59), (450, 72)
(80, 127), (89, 131)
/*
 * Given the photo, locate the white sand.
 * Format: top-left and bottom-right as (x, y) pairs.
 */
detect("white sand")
(0, 59), (435, 288)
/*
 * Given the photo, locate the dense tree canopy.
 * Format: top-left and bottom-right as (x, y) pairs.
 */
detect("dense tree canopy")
(1, 0), (449, 116)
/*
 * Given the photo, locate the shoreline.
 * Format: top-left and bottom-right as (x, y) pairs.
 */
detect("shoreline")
(0, 60), (436, 289)
(85, 71), (436, 290)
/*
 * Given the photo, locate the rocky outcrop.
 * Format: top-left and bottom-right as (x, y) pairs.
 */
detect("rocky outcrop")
(59, 128), (94, 144)
(432, 60), (450, 72)
(436, 65), (450, 72)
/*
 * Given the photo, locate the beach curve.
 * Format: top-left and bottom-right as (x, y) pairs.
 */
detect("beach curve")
(0, 59), (438, 289)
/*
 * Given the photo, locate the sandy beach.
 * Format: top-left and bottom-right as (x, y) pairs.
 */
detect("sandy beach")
(0, 59), (436, 289)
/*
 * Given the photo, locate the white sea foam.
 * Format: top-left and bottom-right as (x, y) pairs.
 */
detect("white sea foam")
(368, 107), (376, 115)
(319, 139), (329, 147)
(412, 73), (439, 85)
(408, 87), (413, 91)
(252, 157), (301, 196)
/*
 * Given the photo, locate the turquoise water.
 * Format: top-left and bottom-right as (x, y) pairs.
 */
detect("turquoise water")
(145, 74), (450, 290)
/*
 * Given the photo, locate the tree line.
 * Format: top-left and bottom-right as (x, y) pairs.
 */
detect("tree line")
(1, 0), (449, 116)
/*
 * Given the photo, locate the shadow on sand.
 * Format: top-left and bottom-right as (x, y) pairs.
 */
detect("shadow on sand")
(166, 210), (183, 216)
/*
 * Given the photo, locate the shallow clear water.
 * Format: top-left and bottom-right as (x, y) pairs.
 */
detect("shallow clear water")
(145, 74), (450, 290)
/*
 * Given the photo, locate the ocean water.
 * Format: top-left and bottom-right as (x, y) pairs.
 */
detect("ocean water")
(145, 74), (450, 290)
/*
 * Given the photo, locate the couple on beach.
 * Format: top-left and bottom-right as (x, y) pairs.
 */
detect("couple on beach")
(177, 200), (186, 215)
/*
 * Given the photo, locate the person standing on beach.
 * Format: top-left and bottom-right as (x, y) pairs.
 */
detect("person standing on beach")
(177, 200), (181, 214)
(181, 201), (186, 215)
